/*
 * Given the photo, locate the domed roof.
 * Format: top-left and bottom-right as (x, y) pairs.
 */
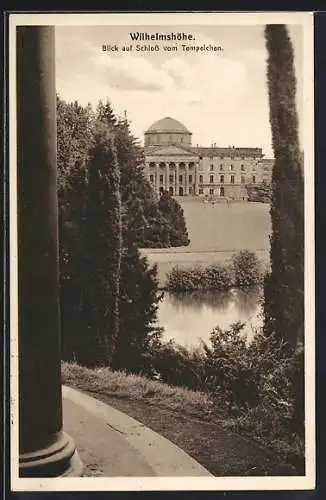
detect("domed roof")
(145, 117), (191, 134)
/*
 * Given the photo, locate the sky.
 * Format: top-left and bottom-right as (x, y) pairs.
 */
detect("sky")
(55, 24), (303, 158)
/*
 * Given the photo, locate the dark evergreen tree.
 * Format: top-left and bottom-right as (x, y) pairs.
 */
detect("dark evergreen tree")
(82, 120), (122, 366)
(263, 24), (304, 436)
(158, 191), (190, 246)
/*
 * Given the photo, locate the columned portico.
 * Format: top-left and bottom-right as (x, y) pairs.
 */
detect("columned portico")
(17, 26), (82, 477)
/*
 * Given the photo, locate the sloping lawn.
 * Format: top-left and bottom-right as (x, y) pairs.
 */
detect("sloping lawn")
(62, 362), (299, 477)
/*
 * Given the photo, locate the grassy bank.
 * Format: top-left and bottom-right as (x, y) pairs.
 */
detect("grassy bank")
(62, 361), (303, 476)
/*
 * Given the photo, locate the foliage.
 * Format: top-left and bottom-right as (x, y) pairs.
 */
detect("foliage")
(143, 320), (304, 472)
(246, 181), (272, 203)
(263, 25), (304, 349)
(150, 340), (208, 391)
(263, 25), (305, 437)
(56, 97), (93, 362)
(112, 244), (164, 374)
(166, 251), (263, 291)
(57, 96), (163, 369)
(204, 323), (293, 415)
(158, 191), (190, 246)
(82, 119), (122, 365)
(231, 250), (264, 288)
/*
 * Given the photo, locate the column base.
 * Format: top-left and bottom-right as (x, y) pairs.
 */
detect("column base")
(19, 431), (83, 477)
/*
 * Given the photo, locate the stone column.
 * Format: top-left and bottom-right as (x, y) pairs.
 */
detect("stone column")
(185, 164), (189, 195)
(176, 164), (179, 196)
(194, 164), (198, 195)
(165, 163), (169, 192)
(155, 163), (159, 195)
(17, 26), (83, 477)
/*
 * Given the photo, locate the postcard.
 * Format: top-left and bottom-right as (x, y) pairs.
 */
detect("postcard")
(9, 11), (315, 492)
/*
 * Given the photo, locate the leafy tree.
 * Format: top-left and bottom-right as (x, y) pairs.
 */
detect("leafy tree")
(263, 24), (304, 435)
(56, 96), (93, 361)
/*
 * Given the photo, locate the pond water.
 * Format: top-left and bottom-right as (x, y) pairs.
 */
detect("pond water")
(158, 288), (263, 348)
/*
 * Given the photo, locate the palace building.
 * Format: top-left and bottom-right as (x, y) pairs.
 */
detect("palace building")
(143, 117), (272, 200)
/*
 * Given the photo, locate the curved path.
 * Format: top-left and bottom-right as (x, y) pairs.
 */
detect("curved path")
(62, 385), (212, 477)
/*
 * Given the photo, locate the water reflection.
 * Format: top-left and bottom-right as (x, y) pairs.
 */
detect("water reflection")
(158, 288), (263, 348)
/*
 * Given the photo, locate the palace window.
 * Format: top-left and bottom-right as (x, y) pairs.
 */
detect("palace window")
(220, 175), (224, 184)
(210, 164), (214, 171)
(199, 188), (204, 194)
(230, 164), (234, 170)
(160, 175), (164, 183)
(241, 164), (245, 171)
(199, 175), (203, 183)
(220, 164), (223, 170)
(241, 175), (245, 184)
(150, 175), (154, 182)
(169, 174), (174, 182)
(189, 174), (193, 183)
(179, 175), (183, 182)
(189, 162), (194, 168)
(209, 188), (214, 195)
(231, 175), (235, 184)
(210, 175), (214, 183)
(252, 175), (256, 184)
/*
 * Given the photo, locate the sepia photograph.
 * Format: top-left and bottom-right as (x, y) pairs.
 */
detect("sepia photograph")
(9, 12), (315, 491)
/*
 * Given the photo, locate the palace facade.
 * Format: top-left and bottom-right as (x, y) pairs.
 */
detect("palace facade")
(143, 117), (273, 200)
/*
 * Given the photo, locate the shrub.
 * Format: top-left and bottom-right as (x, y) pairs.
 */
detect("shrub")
(166, 263), (233, 292)
(204, 323), (295, 420)
(150, 339), (207, 391)
(231, 250), (264, 288)
(166, 253), (262, 292)
(205, 263), (233, 290)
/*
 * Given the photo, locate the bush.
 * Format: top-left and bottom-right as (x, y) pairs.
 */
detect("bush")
(166, 252), (263, 292)
(204, 323), (293, 414)
(150, 339), (207, 391)
(231, 250), (264, 288)
(166, 263), (233, 292)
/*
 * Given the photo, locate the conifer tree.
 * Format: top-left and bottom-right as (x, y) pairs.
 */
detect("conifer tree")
(83, 120), (122, 365)
(263, 24), (304, 437)
(263, 24), (304, 350)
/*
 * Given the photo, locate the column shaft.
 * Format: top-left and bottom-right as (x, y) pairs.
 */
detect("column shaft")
(176, 164), (179, 195)
(17, 26), (82, 477)
(156, 164), (159, 194)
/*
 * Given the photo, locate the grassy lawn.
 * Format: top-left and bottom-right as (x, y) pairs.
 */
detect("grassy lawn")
(141, 201), (271, 285)
(62, 362), (299, 477)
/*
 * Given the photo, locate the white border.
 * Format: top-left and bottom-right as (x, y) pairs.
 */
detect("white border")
(9, 11), (315, 492)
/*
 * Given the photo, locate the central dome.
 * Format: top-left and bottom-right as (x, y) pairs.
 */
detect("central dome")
(146, 117), (190, 134)
(144, 117), (192, 147)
